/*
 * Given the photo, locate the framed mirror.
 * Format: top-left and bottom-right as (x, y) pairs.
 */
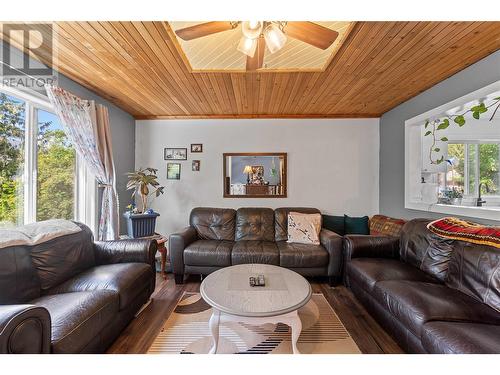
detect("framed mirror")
(223, 153), (287, 198)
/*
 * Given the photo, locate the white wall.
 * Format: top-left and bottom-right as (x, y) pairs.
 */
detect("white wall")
(135, 119), (380, 235)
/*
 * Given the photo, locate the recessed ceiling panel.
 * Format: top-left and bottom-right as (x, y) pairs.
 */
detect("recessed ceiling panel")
(169, 21), (354, 72)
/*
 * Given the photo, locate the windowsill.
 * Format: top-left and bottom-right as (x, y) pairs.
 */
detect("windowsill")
(406, 201), (500, 221)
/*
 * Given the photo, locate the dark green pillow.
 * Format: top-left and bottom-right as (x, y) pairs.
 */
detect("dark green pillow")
(344, 215), (369, 235)
(322, 214), (345, 236)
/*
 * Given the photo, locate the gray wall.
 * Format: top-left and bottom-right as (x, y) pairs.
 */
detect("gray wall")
(1, 40), (135, 233)
(379, 50), (500, 224)
(136, 118), (380, 235)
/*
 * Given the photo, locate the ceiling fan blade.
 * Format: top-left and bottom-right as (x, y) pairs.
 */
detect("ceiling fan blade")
(246, 37), (266, 71)
(285, 22), (339, 50)
(175, 22), (234, 41)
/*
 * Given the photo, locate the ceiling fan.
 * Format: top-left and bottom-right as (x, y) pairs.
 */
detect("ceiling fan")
(174, 21), (339, 71)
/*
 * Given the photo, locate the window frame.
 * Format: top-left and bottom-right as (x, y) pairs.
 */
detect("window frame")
(0, 85), (97, 232)
(446, 140), (500, 198)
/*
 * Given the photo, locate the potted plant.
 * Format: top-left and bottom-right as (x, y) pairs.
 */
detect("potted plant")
(442, 187), (463, 206)
(124, 167), (165, 238)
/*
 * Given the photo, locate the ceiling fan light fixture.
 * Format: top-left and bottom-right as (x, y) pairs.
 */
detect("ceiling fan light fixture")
(264, 23), (287, 54)
(241, 21), (263, 39)
(237, 36), (257, 57)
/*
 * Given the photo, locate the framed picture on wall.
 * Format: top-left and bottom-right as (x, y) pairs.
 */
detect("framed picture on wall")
(191, 144), (203, 153)
(167, 163), (181, 180)
(192, 160), (200, 171)
(164, 148), (187, 160)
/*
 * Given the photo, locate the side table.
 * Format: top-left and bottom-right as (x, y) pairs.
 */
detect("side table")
(155, 235), (168, 279)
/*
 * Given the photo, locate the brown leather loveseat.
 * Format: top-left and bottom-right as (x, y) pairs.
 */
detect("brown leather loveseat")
(343, 218), (500, 354)
(0, 221), (157, 354)
(170, 207), (343, 285)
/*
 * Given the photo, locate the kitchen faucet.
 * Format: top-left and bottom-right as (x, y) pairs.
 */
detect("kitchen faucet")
(476, 182), (490, 207)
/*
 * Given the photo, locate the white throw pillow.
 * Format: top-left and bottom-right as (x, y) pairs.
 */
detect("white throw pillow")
(287, 212), (322, 245)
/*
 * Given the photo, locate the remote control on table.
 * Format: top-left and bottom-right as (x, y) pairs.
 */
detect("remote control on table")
(257, 274), (265, 286)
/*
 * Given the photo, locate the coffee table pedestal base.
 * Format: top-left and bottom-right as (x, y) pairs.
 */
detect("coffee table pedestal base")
(208, 309), (302, 354)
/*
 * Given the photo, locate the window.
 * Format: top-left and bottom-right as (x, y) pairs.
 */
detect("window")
(0, 93), (25, 226)
(446, 142), (499, 197)
(405, 80), (500, 221)
(0, 87), (96, 229)
(36, 109), (76, 221)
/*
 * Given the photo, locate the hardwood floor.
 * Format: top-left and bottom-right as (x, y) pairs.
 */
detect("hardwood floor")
(107, 273), (404, 354)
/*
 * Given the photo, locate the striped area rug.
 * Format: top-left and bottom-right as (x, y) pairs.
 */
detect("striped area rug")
(147, 292), (361, 354)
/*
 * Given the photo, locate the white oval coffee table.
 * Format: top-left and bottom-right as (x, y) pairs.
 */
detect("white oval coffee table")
(200, 264), (312, 354)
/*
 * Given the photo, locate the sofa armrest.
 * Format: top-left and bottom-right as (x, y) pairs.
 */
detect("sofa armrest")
(320, 229), (343, 279)
(169, 226), (198, 276)
(94, 239), (157, 270)
(0, 305), (51, 353)
(343, 235), (400, 260)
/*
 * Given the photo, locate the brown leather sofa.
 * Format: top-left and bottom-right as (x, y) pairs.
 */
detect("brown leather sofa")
(0, 222), (157, 354)
(170, 207), (343, 285)
(343, 218), (500, 354)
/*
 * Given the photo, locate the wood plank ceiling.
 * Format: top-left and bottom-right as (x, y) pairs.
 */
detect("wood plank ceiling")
(1, 22), (499, 119)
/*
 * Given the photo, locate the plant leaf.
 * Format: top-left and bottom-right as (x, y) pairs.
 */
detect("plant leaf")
(424, 131), (432, 136)
(437, 119), (449, 130)
(434, 148), (440, 152)
(440, 137), (448, 141)
(453, 115), (465, 126)
(472, 111), (480, 119)
(424, 120), (429, 128)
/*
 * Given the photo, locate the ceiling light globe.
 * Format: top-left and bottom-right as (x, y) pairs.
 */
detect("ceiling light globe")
(264, 23), (287, 54)
(242, 21), (263, 39)
(237, 36), (257, 57)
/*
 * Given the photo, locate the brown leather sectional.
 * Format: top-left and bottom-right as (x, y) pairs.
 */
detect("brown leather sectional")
(170, 207), (343, 284)
(0, 222), (157, 354)
(344, 218), (500, 354)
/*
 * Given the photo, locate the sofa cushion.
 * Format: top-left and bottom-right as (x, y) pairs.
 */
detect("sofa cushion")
(31, 290), (118, 354)
(287, 212), (321, 245)
(347, 258), (439, 292)
(369, 215), (406, 237)
(275, 207), (321, 241)
(29, 222), (95, 291)
(0, 245), (41, 304)
(184, 240), (233, 267)
(322, 214), (345, 236)
(45, 263), (152, 310)
(422, 321), (500, 354)
(235, 208), (275, 242)
(189, 207), (236, 241)
(400, 219), (433, 268)
(399, 219), (456, 281)
(231, 241), (279, 265)
(344, 215), (369, 235)
(446, 241), (500, 313)
(277, 241), (328, 268)
(373, 280), (500, 338)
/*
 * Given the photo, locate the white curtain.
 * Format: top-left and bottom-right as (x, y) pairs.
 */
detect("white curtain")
(45, 85), (119, 240)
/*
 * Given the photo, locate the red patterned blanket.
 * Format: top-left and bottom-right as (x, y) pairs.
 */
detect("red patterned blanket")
(427, 217), (500, 249)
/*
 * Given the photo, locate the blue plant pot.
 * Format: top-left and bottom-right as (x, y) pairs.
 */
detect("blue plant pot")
(123, 212), (160, 238)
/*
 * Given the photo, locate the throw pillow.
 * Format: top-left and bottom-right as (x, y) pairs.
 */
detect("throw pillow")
(369, 214), (407, 237)
(287, 212), (322, 245)
(344, 215), (370, 235)
(322, 214), (345, 235)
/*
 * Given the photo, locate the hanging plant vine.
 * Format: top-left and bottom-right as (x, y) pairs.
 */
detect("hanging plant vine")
(424, 96), (500, 164)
